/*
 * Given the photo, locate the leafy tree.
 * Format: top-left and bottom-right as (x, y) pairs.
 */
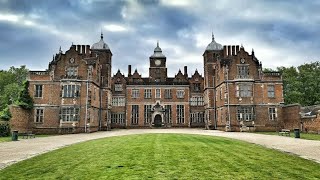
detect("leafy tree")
(278, 62), (320, 106)
(15, 81), (33, 110)
(0, 106), (12, 121)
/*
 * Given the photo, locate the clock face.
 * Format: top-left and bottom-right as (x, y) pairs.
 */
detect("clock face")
(240, 58), (245, 64)
(155, 60), (161, 66)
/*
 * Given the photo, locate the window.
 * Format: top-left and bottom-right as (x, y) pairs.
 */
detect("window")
(237, 106), (254, 121)
(193, 83), (201, 92)
(115, 84), (123, 91)
(155, 89), (161, 98)
(165, 89), (172, 99)
(144, 105), (152, 124)
(132, 89), (139, 98)
(35, 108), (44, 123)
(131, 105), (139, 124)
(177, 105), (185, 124)
(190, 112), (204, 123)
(111, 113), (125, 124)
(66, 67), (78, 76)
(237, 65), (249, 79)
(35, 85), (43, 98)
(236, 84), (252, 97)
(269, 107), (277, 120)
(164, 105), (172, 123)
(60, 107), (80, 122)
(190, 96), (204, 106)
(62, 85), (80, 98)
(144, 89), (152, 99)
(176, 89), (185, 99)
(268, 85), (275, 98)
(112, 97), (125, 106)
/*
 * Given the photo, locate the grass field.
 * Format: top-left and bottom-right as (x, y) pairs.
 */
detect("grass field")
(254, 131), (320, 141)
(1, 134), (320, 179)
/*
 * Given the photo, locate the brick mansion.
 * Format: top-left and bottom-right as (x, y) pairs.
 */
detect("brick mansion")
(11, 33), (290, 134)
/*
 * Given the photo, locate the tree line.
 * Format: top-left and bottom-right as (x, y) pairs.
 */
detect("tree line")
(0, 66), (33, 120)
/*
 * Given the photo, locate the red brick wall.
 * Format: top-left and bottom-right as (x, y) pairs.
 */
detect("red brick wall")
(302, 115), (320, 133)
(9, 105), (32, 133)
(282, 104), (301, 130)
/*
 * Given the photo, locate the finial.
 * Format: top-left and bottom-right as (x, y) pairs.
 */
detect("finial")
(240, 44), (244, 48)
(157, 40), (159, 47)
(212, 32), (215, 41)
(101, 31), (103, 39)
(252, 48), (254, 55)
(59, 46), (62, 54)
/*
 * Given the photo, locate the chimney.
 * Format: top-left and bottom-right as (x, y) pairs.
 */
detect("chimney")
(86, 45), (90, 54)
(128, 65), (132, 76)
(184, 66), (188, 77)
(228, 46), (232, 56)
(235, 45), (240, 55)
(223, 45), (227, 57)
(77, 45), (81, 53)
(231, 46), (235, 56)
(81, 45), (86, 54)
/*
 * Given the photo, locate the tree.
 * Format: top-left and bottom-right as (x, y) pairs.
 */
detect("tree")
(15, 81), (33, 110)
(278, 61), (320, 106)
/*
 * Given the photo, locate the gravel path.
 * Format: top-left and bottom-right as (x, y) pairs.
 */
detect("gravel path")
(1, 129), (320, 170)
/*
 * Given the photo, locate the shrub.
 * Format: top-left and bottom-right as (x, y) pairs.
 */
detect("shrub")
(0, 123), (10, 137)
(0, 106), (11, 121)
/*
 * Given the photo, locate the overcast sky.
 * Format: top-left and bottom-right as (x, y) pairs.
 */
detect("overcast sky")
(0, 0), (319, 77)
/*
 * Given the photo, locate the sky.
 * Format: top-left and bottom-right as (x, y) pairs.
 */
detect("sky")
(0, 0), (319, 77)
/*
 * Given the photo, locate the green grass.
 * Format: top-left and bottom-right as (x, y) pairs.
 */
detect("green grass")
(0, 134), (52, 143)
(255, 131), (320, 141)
(1, 134), (320, 179)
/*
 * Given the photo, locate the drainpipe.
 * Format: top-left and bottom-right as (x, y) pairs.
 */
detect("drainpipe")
(85, 68), (89, 133)
(99, 76), (103, 130)
(226, 65), (231, 131)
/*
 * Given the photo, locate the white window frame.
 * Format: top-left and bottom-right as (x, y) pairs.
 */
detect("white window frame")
(34, 108), (44, 123)
(62, 85), (80, 98)
(144, 89), (152, 99)
(268, 85), (275, 98)
(155, 88), (161, 98)
(35, 85), (43, 98)
(269, 107), (277, 120)
(177, 105), (185, 124)
(66, 67), (78, 76)
(60, 107), (80, 122)
(176, 89), (185, 99)
(165, 89), (172, 99)
(115, 84), (123, 92)
(132, 89), (139, 98)
(131, 105), (139, 124)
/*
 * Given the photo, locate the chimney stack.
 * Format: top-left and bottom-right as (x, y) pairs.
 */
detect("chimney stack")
(228, 46), (232, 56)
(128, 65), (132, 76)
(231, 46), (235, 56)
(77, 45), (81, 53)
(86, 45), (90, 54)
(81, 45), (85, 54)
(223, 45), (227, 57)
(184, 66), (188, 77)
(235, 45), (239, 55)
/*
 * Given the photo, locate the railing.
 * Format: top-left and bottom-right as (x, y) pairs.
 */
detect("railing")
(29, 71), (49, 75)
(263, 72), (281, 76)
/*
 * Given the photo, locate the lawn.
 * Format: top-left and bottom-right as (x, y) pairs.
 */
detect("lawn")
(254, 131), (320, 141)
(1, 134), (320, 179)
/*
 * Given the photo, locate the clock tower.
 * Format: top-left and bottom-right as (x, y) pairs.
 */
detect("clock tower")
(149, 42), (167, 82)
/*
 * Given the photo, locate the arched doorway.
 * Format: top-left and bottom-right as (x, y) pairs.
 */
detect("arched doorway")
(154, 114), (162, 127)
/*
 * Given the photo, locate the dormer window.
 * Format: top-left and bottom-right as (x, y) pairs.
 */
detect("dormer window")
(115, 84), (123, 92)
(67, 67), (78, 77)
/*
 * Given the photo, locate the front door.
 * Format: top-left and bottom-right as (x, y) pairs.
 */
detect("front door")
(154, 114), (162, 127)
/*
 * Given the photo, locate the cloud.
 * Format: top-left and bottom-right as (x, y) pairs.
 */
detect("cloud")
(0, 0), (319, 78)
